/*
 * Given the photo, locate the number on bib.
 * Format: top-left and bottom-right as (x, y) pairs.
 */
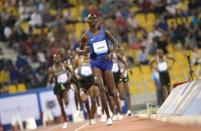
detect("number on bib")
(158, 62), (168, 72)
(112, 63), (119, 73)
(81, 66), (92, 76)
(93, 40), (108, 55)
(57, 73), (68, 83)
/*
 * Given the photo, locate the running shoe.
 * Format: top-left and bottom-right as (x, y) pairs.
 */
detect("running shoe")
(117, 114), (123, 120)
(112, 115), (118, 121)
(89, 119), (96, 125)
(100, 114), (107, 122)
(127, 110), (133, 116)
(62, 122), (68, 128)
(106, 118), (112, 126)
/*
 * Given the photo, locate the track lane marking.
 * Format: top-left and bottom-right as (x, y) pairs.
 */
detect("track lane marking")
(74, 123), (88, 131)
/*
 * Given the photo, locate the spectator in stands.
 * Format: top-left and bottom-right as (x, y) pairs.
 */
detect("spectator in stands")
(184, 32), (196, 49)
(177, 0), (189, 16)
(82, 4), (90, 22)
(195, 30), (201, 48)
(137, 46), (149, 65)
(191, 12), (200, 27)
(9, 64), (20, 84)
(15, 55), (29, 70)
(0, 47), (3, 60)
(165, 0), (177, 17)
(128, 30), (140, 45)
(157, 17), (168, 32)
(3, 26), (12, 40)
(156, 35), (168, 54)
(127, 13), (139, 29)
(191, 47), (201, 66)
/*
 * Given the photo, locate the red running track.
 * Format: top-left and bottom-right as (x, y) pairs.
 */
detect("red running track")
(34, 116), (201, 131)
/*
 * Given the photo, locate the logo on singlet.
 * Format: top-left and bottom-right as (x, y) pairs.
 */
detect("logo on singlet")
(91, 38), (95, 41)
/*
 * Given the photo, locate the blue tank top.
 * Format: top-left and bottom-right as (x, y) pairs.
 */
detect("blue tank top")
(87, 26), (110, 60)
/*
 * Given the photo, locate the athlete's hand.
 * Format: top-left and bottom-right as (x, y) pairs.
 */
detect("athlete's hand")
(85, 46), (90, 53)
(105, 53), (112, 60)
(120, 73), (124, 79)
(77, 76), (82, 80)
(46, 82), (54, 88)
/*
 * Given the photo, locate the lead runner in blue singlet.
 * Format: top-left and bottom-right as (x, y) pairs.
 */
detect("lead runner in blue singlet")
(79, 14), (119, 126)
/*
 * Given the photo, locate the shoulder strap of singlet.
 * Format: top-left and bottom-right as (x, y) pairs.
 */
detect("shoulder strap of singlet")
(164, 55), (167, 61)
(113, 52), (116, 58)
(156, 56), (160, 62)
(53, 65), (56, 72)
(100, 25), (105, 33)
(61, 63), (66, 70)
(86, 30), (92, 39)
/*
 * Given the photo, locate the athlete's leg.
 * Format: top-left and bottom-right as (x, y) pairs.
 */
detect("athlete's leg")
(104, 85), (115, 115)
(56, 95), (67, 122)
(84, 97), (91, 120)
(80, 88), (88, 102)
(103, 71), (115, 97)
(88, 85), (98, 119)
(117, 82), (125, 100)
(114, 84), (122, 114)
(63, 89), (69, 106)
(163, 85), (169, 99)
(96, 94), (101, 107)
(104, 71), (120, 115)
(74, 83), (83, 110)
(92, 68), (111, 119)
(124, 82), (131, 111)
(79, 88), (92, 121)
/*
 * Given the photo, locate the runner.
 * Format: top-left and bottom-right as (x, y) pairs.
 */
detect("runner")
(47, 53), (72, 128)
(110, 50), (127, 120)
(118, 46), (133, 116)
(79, 13), (119, 125)
(76, 54), (99, 125)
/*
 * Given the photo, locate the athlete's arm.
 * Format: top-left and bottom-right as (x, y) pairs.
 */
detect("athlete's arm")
(105, 29), (119, 53)
(79, 33), (89, 55)
(63, 61), (73, 73)
(48, 67), (54, 84)
(117, 53), (128, 74)
(167, 55), (175, 70)
(149, 57), (156, 70)
(72, 57), (80, 71)
(63, 61), (79, 81)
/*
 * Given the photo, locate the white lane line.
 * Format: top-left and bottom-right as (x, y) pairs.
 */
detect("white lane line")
(74, 123), (88, 131)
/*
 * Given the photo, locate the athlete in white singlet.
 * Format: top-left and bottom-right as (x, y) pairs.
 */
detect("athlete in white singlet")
(47, 53), (72, 128)
(150, 49), (175, 101)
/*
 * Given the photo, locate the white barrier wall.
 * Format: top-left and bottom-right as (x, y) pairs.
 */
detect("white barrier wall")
(39, 89), (76, 117)
(183, 86), (201, 115)
(0, 94), (40, 125)
(0, 88), (77, 126)
(158, 80), (201, 116)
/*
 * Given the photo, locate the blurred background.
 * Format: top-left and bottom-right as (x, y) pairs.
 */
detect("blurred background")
(0, 0), (201, 130)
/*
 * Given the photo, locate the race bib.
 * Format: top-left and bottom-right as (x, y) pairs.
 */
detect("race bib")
(93, 40), (108, 55)
(158, 62), (168, 72)
(123, 70), (128, 77)
(57, 73), (68, 83)
(81, 66), (92, 76)
(112, 63), (119, 73)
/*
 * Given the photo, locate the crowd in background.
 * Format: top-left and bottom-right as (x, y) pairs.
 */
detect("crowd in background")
(0, 0), (201, 94)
